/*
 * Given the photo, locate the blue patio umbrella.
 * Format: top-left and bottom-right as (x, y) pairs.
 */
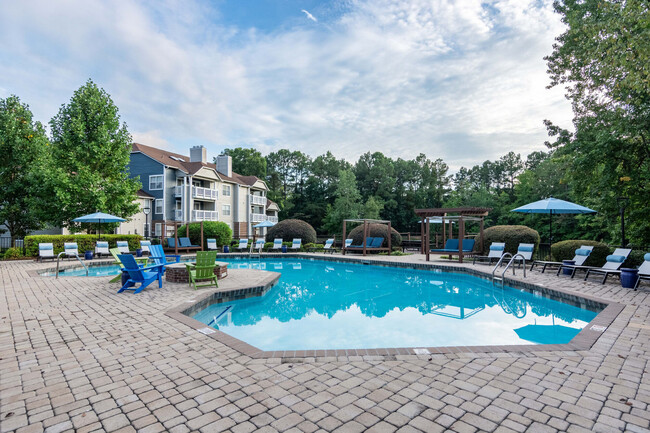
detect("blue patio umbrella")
(72, 212), (126, 239)
(512, 197), (596, 258)
(253, 220), (276, 228)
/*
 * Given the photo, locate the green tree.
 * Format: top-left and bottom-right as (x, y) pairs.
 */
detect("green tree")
(221, 147), (267, 178)
(47, 79), (141, 230)
(545, 0), (650, 245)
(322, 170), (362, 234)
(0, 96), (50, 246)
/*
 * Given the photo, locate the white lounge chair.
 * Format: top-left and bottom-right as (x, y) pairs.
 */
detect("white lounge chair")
(583, 248), (633, 284)
(512, 243), (535, 267)
(95, 241), (110, 258)
(64, 242), (79, 259)
(531, 245), (594, 272)
(472, 242), (505, 265)
(253, 239), (265, 251)
(270, 239), (283, 251)
(38, 243), (55, 262)
(290, 239), (302, 251)
(116, 241), (131, 254)
(344, 239), (353, 249)
(634, 253), (650, 290)
(322, 239), (335, 253)
(140, 240), (151, 255)
(558, 248), (631, 280)
(234, 239), (249, 252)
(207, 238), (218, 250)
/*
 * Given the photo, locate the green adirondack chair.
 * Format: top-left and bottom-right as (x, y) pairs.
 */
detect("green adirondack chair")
(109, 247), (149, 283)
(185, 251), (218, 290)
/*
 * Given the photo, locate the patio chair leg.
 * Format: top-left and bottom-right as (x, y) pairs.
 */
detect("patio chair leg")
(601, 273), (608, 284)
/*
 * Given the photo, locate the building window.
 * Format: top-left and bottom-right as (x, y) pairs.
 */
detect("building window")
(155, 199), (163, 214)
(149, 175), (163, 190)
(154, 223), (162, 237)
(222, 205), (231, 216)
(222, 184), (231, 196)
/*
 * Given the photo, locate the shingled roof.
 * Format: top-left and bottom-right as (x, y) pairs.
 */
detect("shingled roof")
(132, 142), (263, 187)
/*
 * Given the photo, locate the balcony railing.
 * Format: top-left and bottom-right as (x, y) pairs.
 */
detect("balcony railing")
(174, 210), (183, 221)
(193, 210), (219, 221)
(249, 195), (267, 206)
(193, 186), (218, 200)
(174, 186), (183, 197)
(267, 216), (279, 223)
(250, 213), (266, 223)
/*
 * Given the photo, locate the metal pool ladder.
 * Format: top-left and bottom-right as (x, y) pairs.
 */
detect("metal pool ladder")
(491, 253), (526, 285)
(55, 252), (88, 278)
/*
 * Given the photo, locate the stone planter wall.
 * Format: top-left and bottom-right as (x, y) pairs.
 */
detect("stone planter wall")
(166, 262), (228, 284)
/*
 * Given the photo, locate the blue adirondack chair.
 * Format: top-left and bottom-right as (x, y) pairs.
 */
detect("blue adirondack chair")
(117, 254), (164, 294)
(149, 245), (181, 275)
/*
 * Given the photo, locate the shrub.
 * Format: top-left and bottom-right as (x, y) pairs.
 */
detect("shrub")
(550, 240), (611, 266)
(177, 221), (232, 248)
(347, 223), (402, 247)
(266, 219), (317, 244)
(24, 234), (143, 257)
(3, 247), (22, 260)
(626, 250), (646, 268)
(478, 225), (540, 256)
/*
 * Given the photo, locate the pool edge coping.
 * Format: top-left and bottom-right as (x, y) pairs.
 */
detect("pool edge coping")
(165, 254), (625, 360)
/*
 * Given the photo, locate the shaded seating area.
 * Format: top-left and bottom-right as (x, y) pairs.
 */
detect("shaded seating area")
(342, 219), (392, 256)
(415, 207), (490, 263)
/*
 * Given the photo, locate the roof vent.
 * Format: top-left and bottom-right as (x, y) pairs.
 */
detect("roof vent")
(190, 146), (207, 164)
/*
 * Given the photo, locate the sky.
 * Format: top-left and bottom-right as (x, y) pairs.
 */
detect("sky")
(0, 0), (573, 171)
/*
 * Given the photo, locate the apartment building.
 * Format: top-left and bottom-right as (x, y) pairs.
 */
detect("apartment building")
(128, 143), (278, 238)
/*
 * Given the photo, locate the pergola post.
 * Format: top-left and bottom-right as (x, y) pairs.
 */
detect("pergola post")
(458, 216), (465, 263)
(425, 217), (431, 262)
(362, 221), (368, 256)
(420, 219), (425, 254)
(387, 221), (392, 255)
(479, 218), (484, 253)
(342, 220), (347, 255)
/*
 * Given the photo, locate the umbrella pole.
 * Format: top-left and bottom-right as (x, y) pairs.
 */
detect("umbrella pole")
(548, 212), (552, 260)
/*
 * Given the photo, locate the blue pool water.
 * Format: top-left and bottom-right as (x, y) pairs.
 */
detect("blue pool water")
(192, 258), (599, 350)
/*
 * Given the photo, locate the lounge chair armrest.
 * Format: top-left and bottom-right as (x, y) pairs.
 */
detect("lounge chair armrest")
(185, 263), (196, 271)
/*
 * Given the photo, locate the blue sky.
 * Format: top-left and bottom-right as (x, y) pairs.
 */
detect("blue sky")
(0, 0), (572, 170)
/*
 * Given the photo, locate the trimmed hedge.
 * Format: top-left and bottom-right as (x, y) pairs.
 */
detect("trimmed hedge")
(24, 234), (143, 257)
(266, 219), (317, 244)
(550, 240), (611, 266)
(177, 221), (232, 248)
(348, 223), (402, 247)
(478, 225), (540, 256)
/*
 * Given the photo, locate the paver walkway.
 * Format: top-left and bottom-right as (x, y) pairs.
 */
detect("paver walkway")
(1, 255), (649, 433)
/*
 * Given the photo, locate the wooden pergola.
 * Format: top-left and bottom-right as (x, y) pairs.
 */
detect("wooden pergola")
(414, 207), (491, 263)
(342, 219), (392, 256)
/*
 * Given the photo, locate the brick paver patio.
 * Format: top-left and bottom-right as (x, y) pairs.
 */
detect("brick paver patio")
(1, 254), (649, 433)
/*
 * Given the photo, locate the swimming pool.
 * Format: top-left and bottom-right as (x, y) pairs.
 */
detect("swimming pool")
(191, 258), (599, 351)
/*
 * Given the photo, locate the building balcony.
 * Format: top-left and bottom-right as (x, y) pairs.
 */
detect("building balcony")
(174, 210), (183, 221)
(174, 186), (183, 197)
(250, 213), (277, 223)
(249, 194), (267, 206)
(193, 210), (219, 221)
(193, 186), (218, 200)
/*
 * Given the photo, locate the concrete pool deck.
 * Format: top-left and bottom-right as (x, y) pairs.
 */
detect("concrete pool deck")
(1, 254), (649, 432)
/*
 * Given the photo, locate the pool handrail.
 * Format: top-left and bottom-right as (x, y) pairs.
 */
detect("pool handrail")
(56, 251), (88, 279)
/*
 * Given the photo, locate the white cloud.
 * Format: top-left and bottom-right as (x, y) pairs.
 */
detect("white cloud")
(301, 9), (318, 22)
(0, 0), (573, 171)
